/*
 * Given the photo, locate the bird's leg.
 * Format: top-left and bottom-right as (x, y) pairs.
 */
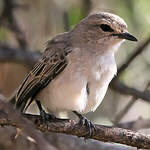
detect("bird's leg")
(36, 100), (56, 123)
(73, 111), (96, 138)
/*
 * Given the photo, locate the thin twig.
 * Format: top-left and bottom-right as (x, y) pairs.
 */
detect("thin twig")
(110, 79), (150, 102)
(113, 82), (150, 124)
(63, 11), (70, 31)
(117, 36), (150, 75)
(116, 117), (150, 131)
(113, 97), (136, 124)
(0, 43), (41, 67)
(0, 0), (29, 50)
(81, 0), (92, 17)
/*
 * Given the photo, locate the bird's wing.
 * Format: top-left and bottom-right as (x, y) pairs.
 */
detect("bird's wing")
(15, 36), (72, 112)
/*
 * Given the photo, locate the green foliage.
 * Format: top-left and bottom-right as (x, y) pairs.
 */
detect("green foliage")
(114, 0), (150, 37)
(68, 6), (83, 29)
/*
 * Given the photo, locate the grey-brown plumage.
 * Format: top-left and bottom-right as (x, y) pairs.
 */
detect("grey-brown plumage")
(15, 12), (137, 135)
(16, 32), (72, 111)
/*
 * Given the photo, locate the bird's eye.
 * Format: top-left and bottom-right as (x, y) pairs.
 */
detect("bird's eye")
(100, 24), (114, 32)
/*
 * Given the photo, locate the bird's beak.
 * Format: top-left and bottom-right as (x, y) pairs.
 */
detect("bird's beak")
(112, 32), (138, 42)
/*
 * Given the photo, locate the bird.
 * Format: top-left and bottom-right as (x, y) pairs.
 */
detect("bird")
(15, 12), (137, 136)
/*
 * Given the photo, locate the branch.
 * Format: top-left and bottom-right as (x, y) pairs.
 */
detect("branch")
(63, 11), (70, 31)
(0, 101), (150, 149)
(0, 43), (41, 67)
(116, 117), (150, 131)
(113, 97), (136, 124)
(0, 99), (58, 150)
(117, 36), (150, 75)
(0, 0), (29, 49)
(110, 79), (150, 102)
(110, 36), (150, 101)
(113, 83), (150, 124)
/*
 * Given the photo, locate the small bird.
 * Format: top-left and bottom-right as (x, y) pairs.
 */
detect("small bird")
(15, 12), (137, 136)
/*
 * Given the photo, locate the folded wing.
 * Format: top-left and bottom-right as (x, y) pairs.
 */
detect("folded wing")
(15, 35), (71, 112)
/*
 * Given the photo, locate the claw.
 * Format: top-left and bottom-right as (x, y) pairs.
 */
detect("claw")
(36, 100), (56, 124)
(73, 111), (97, 138)
(40, 110), (56, 124)
(79, 115), (96, 138)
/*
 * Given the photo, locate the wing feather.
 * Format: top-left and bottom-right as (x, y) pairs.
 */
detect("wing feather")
(15, 37), (71, 112)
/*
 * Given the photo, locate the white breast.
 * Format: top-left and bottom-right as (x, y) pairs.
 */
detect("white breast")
(83, 53), (117, 113)
(36, 48), (117, 114)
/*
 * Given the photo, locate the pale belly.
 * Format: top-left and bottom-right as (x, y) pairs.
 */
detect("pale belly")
(36, 74), (88, 113)
(36, 64), (116, 114)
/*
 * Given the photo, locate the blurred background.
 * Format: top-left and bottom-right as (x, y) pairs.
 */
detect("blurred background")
(0, 0), (150, 149)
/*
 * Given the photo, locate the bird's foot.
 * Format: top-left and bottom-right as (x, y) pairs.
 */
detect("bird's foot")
(73, 111), (96, 139)
(36, 100), (56, 124)
(79, 115), (96, 139)
(40, 110), (56, 124)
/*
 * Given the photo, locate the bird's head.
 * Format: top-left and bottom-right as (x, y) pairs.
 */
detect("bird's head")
(71, 12), (137, 52)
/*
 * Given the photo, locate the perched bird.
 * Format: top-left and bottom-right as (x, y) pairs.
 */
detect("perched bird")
(15, 12), (137, 136)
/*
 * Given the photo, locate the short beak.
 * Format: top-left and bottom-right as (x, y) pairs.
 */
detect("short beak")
(113, 32), (138, 42)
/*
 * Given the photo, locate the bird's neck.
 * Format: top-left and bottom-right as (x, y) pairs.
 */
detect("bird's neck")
(89, 40), (124, 57)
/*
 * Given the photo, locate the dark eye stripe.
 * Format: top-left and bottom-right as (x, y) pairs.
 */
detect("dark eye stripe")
(100, 24), (114, 32)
